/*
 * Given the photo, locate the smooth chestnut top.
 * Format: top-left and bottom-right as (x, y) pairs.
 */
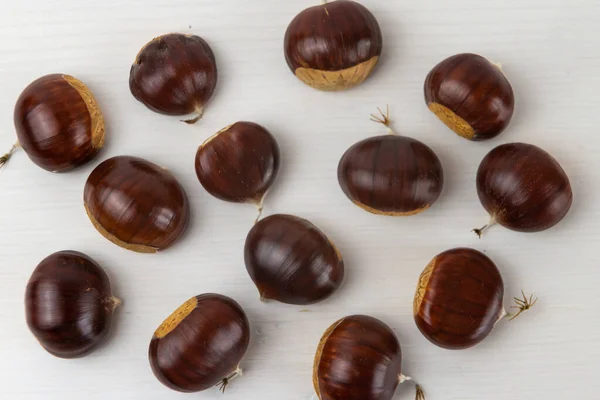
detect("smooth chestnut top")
(414, 248), (504, 350)
(129, 33), (218, 116)
(14, 74), (105, 172)
(425, 53), (514, 141)
(284, 0), (382, 90)
(84, 156), (190, 253)
(477, 142), (572, 232)
(25, 250), (117, 358)
(149, 294), (250, 392)
(314, 315), (402, 400)
(195, 122), (280, 204)
(245, 214), (344, 305)
(338, 135), (444, 216)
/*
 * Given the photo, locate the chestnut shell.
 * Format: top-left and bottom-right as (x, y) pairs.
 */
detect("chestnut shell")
(338, 135), (444, 215)
(314, 315), (402, 400)
(195, 121), (280, 204)
(284, 0), (383, 91)
(84, 155), (190, 253)
(244, 214), (344, 305)
(414, 248), (504, 349)
(14, 74), (105, 172)
(25, 250), (119, 358)
(424, 53), (514, 141)
(149, 294), (250, 392)
(476, 142), (572, 232)
(129, 33), (217, 119)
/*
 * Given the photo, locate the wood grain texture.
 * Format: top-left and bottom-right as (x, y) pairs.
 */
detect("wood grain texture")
(1, 0), (599, 399)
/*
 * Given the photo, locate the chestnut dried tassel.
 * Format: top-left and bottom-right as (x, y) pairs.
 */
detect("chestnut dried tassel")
(129, 33), (218, 123)
(338, 107), (444, 215)
(284, 0), (383, 91)
(25, 250), (120, 358)
(195, 121), (280, 222)
(424, 53), (514, 141)
(314, 315), (425, 400)
(84, 156), (190, 253)
(414, 247), (536, 350)
(474, 142), (572, 236)
(245, 214), (344, 305)
(6, 74), (105, 172)
(149, 294), (250, 392)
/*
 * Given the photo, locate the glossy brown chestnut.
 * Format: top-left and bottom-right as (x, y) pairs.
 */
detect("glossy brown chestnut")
(84, 155), (190, 253)
(149, 294), (250, 393)
(195, 121), (280, 212)
(338, 109), (444, 216)
(244, 214), (344, 305)
(5, 74), (105, 171)
(474, 142), (572, 236)
(129, 33), (218, 123)
(414, 248), (536, 350)
(424, 53), (515, 141)
(25, 250), (120, 358)
(284, 0), (383, 91)
(314, 315), (424, 400)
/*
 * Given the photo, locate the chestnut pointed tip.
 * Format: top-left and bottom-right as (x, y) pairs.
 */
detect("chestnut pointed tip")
(182, 108), (204, 124)
(110, 296), (122, 310)
(472, 228), (484, 238)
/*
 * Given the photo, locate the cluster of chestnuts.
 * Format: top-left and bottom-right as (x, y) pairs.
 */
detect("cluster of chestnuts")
(5, 0), (573, 399)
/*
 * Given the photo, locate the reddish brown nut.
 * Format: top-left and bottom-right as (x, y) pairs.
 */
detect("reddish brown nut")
(129, 33), (218, 123)
(149, 294), (250, 393)
(284, 0), (383, 91)
(6, 74), (104, 172)
(84, 156), (190, 253)
(424, 53), (514, 141)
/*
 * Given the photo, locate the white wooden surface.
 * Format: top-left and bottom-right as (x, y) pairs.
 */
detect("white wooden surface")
(1, 0), (599, 399)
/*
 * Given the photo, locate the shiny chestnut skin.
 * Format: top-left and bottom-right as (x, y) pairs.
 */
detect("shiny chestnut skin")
(13, 74), (105, 172)
(338, 135), (444, 216)
(425, 53), (514, 141)
(84, 156), (190, 253)
(244, 214), (344, 305)
(476, 142), (572, 233)
(25, 250), (120, 358)
(314, 315), (404, 400)
(149, 294), (250, 392)
(414, 248), (504, 350)
(195, 121), (280, 204)
(284, 0), (383, 91)
(129, 33), (217, 122)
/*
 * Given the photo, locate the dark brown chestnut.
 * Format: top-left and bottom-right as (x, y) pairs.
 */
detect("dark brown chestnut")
(84, 155), (190, 253)
(149, 294), (250, 393)
(2, 74), (105, 171)
(244, 214), (344, 305)
(129, 33), (217, 123)
(474, 142), (572, 236)
(25, 250), (120, 358)
(284, 0), (383, 91)
(314, 315), (424, 400)
(414, 247), (536, 350)
(338, 107), (444, 216)
(195, 121), (280, 220)
(424, 53), (514, 141)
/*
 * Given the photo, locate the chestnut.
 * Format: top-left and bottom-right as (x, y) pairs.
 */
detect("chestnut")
(314, 315), (424, 400)
(25, 250), (120, 358)
(195, 121), (280, 221)
(424, 53), (514, 141)
(284, 0), (383, 91)
(4, 74), (105, 171)
(338, 107), (444, 215)
(129, 33), (218, 123)
(414, 247), (536, 350)
(84, 155), (190, 253)
(244, 214), (344, 305)
(149, 294), (250, 393)
(474, 142), (572, 236)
